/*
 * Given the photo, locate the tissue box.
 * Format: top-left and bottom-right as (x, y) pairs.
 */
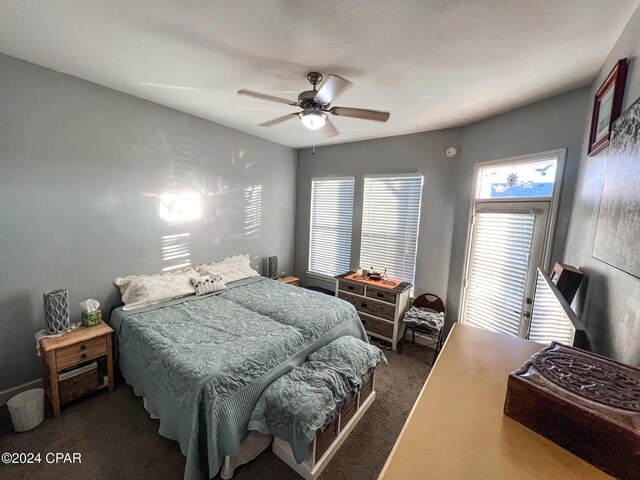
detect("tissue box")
(81, 309), (102, 327)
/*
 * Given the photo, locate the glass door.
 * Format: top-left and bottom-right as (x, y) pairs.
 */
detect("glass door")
(462, 202), (549, 337)
(460, 150), (565, 338)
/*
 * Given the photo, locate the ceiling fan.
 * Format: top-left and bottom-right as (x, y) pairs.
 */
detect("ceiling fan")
(237, 72), (390, 137)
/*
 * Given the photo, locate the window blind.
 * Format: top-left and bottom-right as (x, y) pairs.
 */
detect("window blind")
(464, 211), (535, 337)
(308, 177), (355, 277)
(529, 270), (575, 345)
(360, 175), (423, 285)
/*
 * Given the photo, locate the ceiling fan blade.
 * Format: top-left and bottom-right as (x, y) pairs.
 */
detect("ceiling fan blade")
(258, 113), (299, 127)
(323, 118), (340, 137)
(238, 89), (298, 106)
(329, 106), (390, 122)
(314, 75), (353, 104)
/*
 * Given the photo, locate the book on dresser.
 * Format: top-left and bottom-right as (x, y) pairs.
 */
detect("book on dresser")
(334, 271), (412, 351)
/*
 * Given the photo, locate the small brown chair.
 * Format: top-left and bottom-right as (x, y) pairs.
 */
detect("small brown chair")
(398, 293), (446, 363)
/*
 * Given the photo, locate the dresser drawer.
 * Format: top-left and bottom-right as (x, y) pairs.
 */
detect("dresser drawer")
(359, 313), (394, 339)
(338, 280), (365, 296)
(339, 291), (396, 320)
(55, 337), (107, 369)
(365, 286), (397, 304)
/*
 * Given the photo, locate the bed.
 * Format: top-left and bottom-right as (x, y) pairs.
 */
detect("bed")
(110, 276), (367, 480)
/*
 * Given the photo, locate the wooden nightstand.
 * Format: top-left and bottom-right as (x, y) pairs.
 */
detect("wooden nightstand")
(277, 276), (300, 286)
(39, 321), (114, 417)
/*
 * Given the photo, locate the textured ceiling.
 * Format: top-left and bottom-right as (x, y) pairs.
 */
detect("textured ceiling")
(0, 0), (637, 148)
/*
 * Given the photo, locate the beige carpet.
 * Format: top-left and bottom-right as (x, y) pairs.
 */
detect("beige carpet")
(0, 344), (431, 480)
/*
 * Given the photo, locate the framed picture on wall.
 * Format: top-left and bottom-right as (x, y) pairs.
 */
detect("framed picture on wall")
(588, 58), (628, 156)
(592, 94), (640, 279)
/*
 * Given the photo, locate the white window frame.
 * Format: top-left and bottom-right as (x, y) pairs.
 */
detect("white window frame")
(359, 173), (424, 287)
(307, 175), (356, 281)
(458, 149), (566, 331)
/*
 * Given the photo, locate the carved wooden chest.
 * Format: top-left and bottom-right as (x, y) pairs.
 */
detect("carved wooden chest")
(504, 342), (640, 480)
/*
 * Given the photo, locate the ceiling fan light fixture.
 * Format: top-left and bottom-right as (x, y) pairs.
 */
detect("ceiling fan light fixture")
(299, 110), (327, 130)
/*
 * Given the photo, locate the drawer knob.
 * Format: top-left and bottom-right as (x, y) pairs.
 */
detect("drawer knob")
(80, 353), (87, 359)
(348, 286), (354, 290)
(361, 303), (367, 308)
(377, 293), (383, 298)
(80, 344), (86, 350)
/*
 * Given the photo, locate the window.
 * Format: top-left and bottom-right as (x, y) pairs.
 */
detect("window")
(529, 269), (577, 345)
(476, 156), (558, 199)
(360, 175), (423, 285)
(308, 177), (355, 277)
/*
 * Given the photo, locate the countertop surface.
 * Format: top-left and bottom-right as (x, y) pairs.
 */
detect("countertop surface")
(379, 323), (612, 480)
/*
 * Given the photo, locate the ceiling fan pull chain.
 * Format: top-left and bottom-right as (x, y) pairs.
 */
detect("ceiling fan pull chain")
(312, 130), (316, 156)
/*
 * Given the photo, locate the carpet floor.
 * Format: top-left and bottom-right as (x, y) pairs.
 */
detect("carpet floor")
(0, 343), (432, 480)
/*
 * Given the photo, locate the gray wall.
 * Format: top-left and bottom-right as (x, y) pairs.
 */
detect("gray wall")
(0, 53), (297, 392)
(563, 7), (640, 367)
(295, 129), (463, 300)
(295, 87), (590, 334)
(446, 87), (590, 327)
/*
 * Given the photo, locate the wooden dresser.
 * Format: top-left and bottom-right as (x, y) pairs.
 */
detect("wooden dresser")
(335, 272), (411, 351)
(379, 324), (612, 480)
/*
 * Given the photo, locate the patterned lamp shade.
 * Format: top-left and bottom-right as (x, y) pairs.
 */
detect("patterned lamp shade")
(268, 256), (278, 279)
(43, 289), (70, 334)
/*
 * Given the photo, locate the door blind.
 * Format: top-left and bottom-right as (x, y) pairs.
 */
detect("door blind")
(529, 269), (575, 345)
(464, 211), (535, 337)
(308, 177), (355, 277)
(360, 175), (423, 285)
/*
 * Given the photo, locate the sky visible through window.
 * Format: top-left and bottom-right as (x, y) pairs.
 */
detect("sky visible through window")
(477, 158), (557, 199)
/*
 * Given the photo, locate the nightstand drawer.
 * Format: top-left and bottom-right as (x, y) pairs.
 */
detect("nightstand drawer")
(359, 313), (394, 339)
(365, 287), (397, 304)
(338, 291), (396, 320)
(338, 280), (365, 296)
(56, 337), (107, 369)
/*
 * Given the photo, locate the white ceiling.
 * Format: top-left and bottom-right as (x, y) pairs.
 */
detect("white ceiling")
(0, 1), (637, 148)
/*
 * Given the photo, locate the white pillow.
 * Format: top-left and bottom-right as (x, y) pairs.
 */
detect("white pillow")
(197, 254), (259, 284)
(191, 274), (226, 296)
(114, 267), (198, 311)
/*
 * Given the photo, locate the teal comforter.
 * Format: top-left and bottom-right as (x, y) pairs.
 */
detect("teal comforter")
(248, 336), (386, 463)
(110, 277), (367, 480)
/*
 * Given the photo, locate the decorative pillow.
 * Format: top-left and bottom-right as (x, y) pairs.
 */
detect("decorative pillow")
(113, 267), (198, 311)
(196, 254), (259, 284)
(191, 274), (226, 296)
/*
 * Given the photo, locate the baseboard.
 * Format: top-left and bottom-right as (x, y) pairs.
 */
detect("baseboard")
(0, 378), (43, 406)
